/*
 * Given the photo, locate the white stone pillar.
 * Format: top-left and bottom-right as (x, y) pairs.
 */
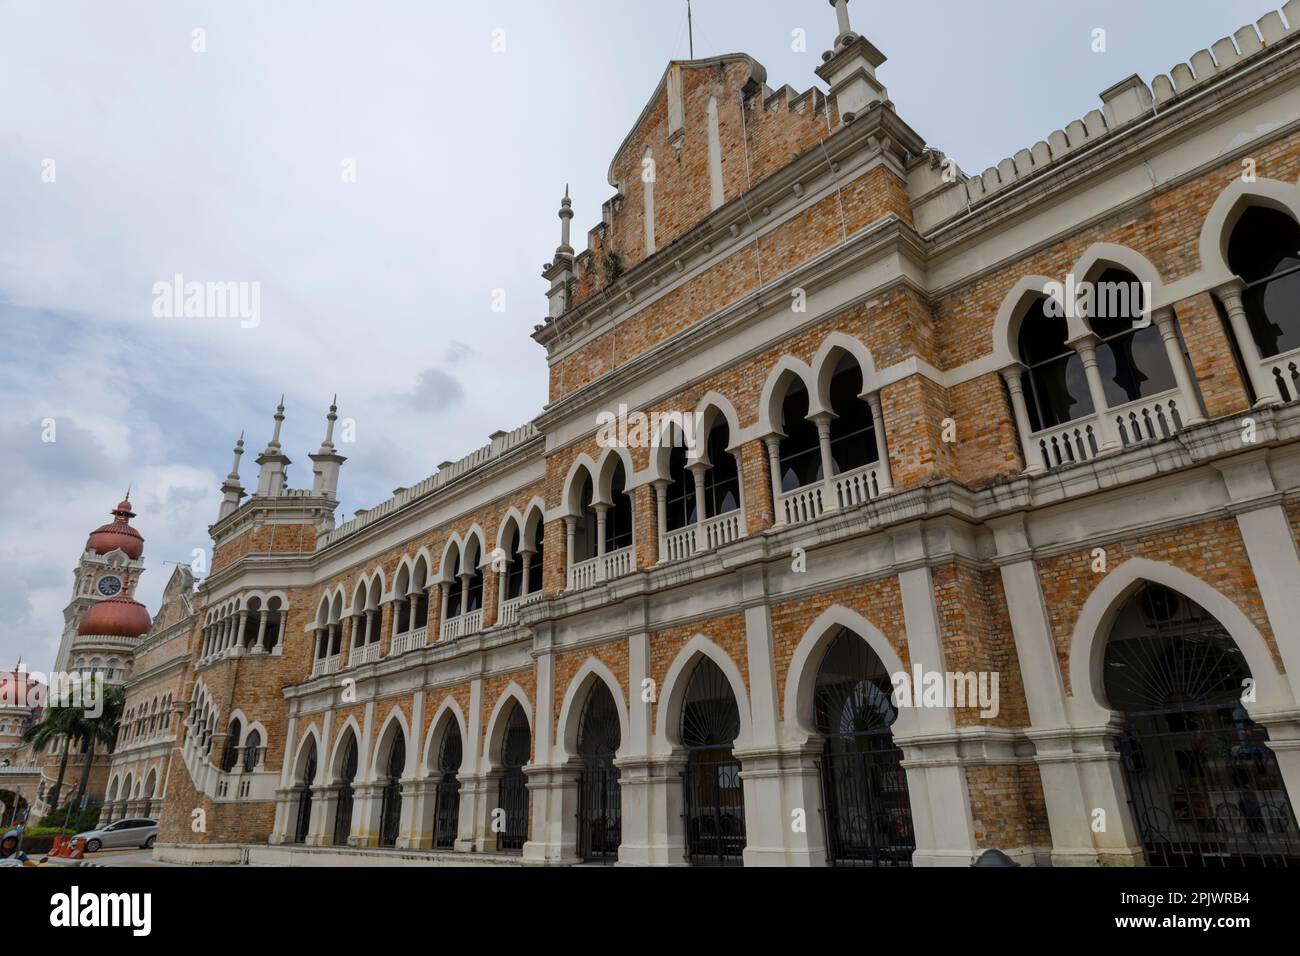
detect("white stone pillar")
(1001, 366), (1045, 475)
(1217, 280), (1279, 405)
(1151, 307), (1205, 425)
(765, 436), (785, 526)
(812, 412), (837, 510)
(865, 391), (893, 493)
(1069, 334), (1121, 451)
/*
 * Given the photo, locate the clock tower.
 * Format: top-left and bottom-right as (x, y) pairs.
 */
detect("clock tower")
(51, 496), (151, 679)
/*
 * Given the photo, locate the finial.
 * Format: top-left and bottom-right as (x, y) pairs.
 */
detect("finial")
(831, 0), (856, 47)
(322, 398), (339, 448)
(557, 186), (574, 255)
(269, 397), (286, 449)
(228, 432), (246, 479)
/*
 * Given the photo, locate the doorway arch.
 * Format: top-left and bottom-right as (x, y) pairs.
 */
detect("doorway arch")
(575, 681), (622, 863)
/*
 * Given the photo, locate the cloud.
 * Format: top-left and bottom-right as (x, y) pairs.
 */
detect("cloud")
(409, 368), (465, 409)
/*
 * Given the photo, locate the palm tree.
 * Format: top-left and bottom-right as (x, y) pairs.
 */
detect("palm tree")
(71, 685), (125, 814)
(21, 705), (79, 812)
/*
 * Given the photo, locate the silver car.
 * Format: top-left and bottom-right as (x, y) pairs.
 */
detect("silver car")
(76, 818), (159, 852)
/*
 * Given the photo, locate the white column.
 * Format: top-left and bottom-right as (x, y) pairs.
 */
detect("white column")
(765, 437), (785, 527)
(653, 480), (670, 563)
(1069, 334), (1121, 451)
(1217, 280), (1279, 405)
(1001, 366), (1045, 475)
(688, 462), (709, 551)
(1151, 307), (1205, 425)
(865, 391), (893, 492)
(812, 412), (837, 509)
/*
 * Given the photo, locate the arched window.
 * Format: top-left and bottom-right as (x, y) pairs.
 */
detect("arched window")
(1088, 268), (1176, 405)
(433, 723), (462, 849)
(814, 631), (915, 866)
(702, 420), (740, 517)
(680, 658), (745, 866)
(378, 731), (406, 848)
(294, 741), (317, 844)
(446, 550), (464, 618)
(574, 472), (599, 563)
(665, 427), (698, 532)
(1018, 296), (1094, 431)
(1104, 583), (1299, 866)
(505, 526), (525, 600)
(221, 719), (242, 773)
(605, 463), (633, 554)
(778, 379), (822, 492)
(264, 597), (283, 651)
(333, 733), (358, 846)
(528, 523), (544, 595)
(576, 683), (622, 864)
(496, 703), (531, 852)
(826, 355), (879, 474)
(1228, 206), (1300, 359)
(242, 729), (262, 772)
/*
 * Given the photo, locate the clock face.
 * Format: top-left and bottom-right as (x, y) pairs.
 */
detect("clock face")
(97, 576), (123, 597)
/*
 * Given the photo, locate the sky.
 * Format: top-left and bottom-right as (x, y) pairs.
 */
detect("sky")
(0, 0), (1278, 672)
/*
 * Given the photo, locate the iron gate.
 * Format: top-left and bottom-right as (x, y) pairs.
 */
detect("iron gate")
(1118, 707), (1299, 867)
(575, 682), (622, 863)
(680, 658), (746, 865)
(434, 726), (462, 850)
(294, 785), (313, 844)
(683, 750), (746, 865)
(1105, 582), (1300, 867)
(814, 630), (915, 866)
(377, 736), (406, 848)
(333, 736), (357, 846)
(497, 703), (530, 851)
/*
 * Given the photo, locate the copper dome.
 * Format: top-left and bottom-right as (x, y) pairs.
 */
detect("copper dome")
(78, 594), (152, 638)
(85, 497), (144, 560)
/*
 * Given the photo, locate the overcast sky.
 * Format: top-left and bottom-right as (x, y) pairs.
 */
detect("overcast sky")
(0, 0), (1276, 672)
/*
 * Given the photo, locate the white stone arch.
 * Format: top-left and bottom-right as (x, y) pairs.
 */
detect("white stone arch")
(226, 708), (251, 740)
(689, 391), (744, 465)
(350, 576), (370, 615)
(780, 604), (920, 745)
(654, 635), (753, 751)
(756, 355), (820, 437)
(291, 724), (323, 785)
(463, 524), (489, 570)
(594, 444), (635, 502)
(555, 658), (630, 762)
(327, 716), (364, 784)
(242, 719), (269, 752)
(1198, 175), (1300, 284)
(990, 274), (1077, 368)
(495, 506), (526, 555)
(143, 767), (160, 799)
(1070, 242), (1166, 299)
(122, 772), (135, 800)
(393, 556), (415, 598)
(314, 596), (330, 629)
(413, 545), (436, 578)
(811, 330), (882, 411)
(369, 705), (413, 781)
(437, 534), (465, 584)
(520, 497), (547, 551)
(560, 453), (600, 517)
(421, 696), (469, 776)
(106, 774), (121, 803)
(483, 682), (533, 769)
(1067, 557), (1294, 725)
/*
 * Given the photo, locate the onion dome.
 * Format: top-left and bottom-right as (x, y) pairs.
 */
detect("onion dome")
(85, 496), (144, 560)
(78, 594), (151, 638)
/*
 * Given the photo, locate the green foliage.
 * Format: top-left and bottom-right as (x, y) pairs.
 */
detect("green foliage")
(601, 251), (625, 286)
(36, 801), (101, 833)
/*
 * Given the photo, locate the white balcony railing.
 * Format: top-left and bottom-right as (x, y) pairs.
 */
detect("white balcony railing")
(830, 462), (888, 511)
(498, 593), (543, 629)
(312, 654), (341, 678)
(389, 626), (428, 657)
(1109, 388), (1186, 447)
(778, 482), (826, 526)
(660, 510), (746, 563)
(567, 545), (635, 591)
(350, 642), (381, 667)
(440, 608), (484, 642)
(1258, 345), (1300, 404)
(1028, 415), (1103, 472)
(660, 524), (696, 562)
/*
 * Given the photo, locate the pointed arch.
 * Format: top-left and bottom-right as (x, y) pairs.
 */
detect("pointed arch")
(292, 724), (323, 785)
(757, 355), (819, 436)
(483, 682), (533, 767)
(495, 506), (526, 554)
(328, 716), (364, 784)
(1070, 242), (1166, 299)
(655, 635), (752, 750)
(781, 603), (919, 742)
(991, 274), (1078, 368)
(520, 497), (547, 551)
(438, 534), (464, 584)
(1067, 557), (1293, 723)
(812, 331), (881, 410)
(422, 696), (469, 774)
(462, 525), (488, 570)
(1198, 175), (1300, 284)
(370, 705), (412, 780)
(594, 445), (636, 502)
(556, 658), (630, 761)
(560, 454), (600, 517)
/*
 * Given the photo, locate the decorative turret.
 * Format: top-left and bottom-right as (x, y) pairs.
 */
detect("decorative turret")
(543, 186), (578, 319)
(816, 0), (891, 124)
(218, 432), (246, 520)
(254, 397), (292, 496)
(309, 396), (347, 499)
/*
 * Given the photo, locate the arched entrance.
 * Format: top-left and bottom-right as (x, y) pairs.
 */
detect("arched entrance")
(680, 657), (746, 866)
(332, 733), (358, 846)
(294, 741), (317, 844)
(378, 732), (405, 848)
(814, 630), (915, 866)
(1106, 583), (1299, 866)
(433, 724), (462, 849)
(575, 682), (621, 864)
(496, 702), (530, 852)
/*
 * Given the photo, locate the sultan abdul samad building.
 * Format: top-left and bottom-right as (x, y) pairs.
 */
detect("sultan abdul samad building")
(104, 0), (1300, 866)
